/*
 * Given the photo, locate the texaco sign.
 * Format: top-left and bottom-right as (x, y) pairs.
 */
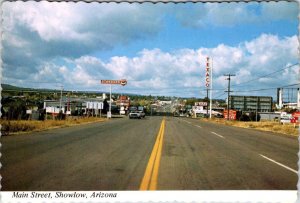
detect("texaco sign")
(205, 57), (210, 88)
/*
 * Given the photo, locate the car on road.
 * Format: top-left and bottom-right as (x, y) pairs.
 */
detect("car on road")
(138, 111), (145, 118)
(129, 111), (142, 119)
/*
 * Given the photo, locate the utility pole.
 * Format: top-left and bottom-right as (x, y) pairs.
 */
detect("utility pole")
(206, 89), (209, 117)
(60, 85), (63, 120)
(256, 96), (258, 122)
(224, 74), (235, 120)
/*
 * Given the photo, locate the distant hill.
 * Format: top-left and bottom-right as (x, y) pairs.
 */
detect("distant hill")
(1, 84), (109, 94)
(1, 84), (31, 91)
(1, 84), (55, 92)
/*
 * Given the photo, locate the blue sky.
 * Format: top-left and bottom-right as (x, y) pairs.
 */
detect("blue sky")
(2, 2), (299, 99)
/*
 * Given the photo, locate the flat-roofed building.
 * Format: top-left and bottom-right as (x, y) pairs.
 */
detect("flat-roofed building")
(229, 95), (273, 112)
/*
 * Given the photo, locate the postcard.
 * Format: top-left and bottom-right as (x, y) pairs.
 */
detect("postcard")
(1, 0), (299, 202)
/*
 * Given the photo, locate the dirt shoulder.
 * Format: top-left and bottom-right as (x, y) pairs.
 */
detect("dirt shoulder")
(1, 117), (107, 136)
(199, 118), (299, 137)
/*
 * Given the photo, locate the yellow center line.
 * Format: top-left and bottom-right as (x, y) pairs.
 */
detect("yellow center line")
(140, 118), (165, 190)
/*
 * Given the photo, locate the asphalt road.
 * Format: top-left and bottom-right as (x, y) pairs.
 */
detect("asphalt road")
(1, 116), (298, 190)
(159, 117), (298, 190)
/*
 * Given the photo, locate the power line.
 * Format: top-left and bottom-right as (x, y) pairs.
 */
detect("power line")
(280, 83), (300, 88)
(232, 63), (299, 88)
(234, 88), (277, 93)
(214, 92), (227, 99)
(234, 82), (300, 93)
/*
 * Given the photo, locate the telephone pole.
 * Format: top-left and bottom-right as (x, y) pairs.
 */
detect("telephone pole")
(224, 74), (235, 120)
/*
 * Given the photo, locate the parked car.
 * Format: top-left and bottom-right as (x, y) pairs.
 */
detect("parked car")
(129, 111), (142, 119)
(214, 114), (224, 118)
(280, 116), (291, 124)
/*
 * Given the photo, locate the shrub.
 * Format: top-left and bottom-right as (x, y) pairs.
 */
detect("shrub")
(239, 114), (250, 121)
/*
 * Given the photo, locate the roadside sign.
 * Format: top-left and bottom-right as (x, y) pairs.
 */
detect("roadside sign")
(291, 117), (297, 123)
(223, 110), (237, 120)
(101, 79), (127, 86)
(195, 102), (207, 106)
(291, 112), (300, 124)
(98, 102), (103, 110)
(120, 79), (127, 86)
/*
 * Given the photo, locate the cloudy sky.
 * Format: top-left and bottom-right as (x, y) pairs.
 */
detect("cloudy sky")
(2, 1), (299, 99)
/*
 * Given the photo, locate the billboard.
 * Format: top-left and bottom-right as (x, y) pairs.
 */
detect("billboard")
(86, 102), (103, 110)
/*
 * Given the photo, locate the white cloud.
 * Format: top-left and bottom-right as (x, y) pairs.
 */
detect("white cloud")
(174, 2), (297, 28)
(199, 44), (244, 75)
(35, 34), (295, 97)
(235, 69), (251, 84)
(260, 2), (298, 21)
(3, 2), (162, 44)
(2, 2), (298, 97)
(204, 3), (259, 27)
(244, 34), (298, 75)
(4, 32), (298, 97)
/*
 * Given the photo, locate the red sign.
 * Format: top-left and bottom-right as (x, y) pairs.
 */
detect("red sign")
(101, 79), (127, 86)
(223, 110), (237, 120)
(291, 117), (298, 123)
(292, 112), (300, 117)
(291, 112), (300, 123)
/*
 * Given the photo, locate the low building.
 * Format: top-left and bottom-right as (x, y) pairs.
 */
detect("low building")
(229, 95), (273, 112)
(44, 97), (104, 116)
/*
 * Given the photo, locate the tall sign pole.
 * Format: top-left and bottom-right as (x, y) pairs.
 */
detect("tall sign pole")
(101, 79), (127, 119)
(205, 57), (210, 118)
(209, 58), (213, 119)
(109, 84), (112, 118)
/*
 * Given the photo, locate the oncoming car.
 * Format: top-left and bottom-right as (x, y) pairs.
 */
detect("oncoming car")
(129, 111), (142, 119)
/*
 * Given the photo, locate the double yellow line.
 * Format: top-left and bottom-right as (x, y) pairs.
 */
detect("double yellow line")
(139, 118), (165, 190)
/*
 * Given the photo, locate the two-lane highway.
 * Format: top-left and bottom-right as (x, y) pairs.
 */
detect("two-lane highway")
(1, 116), (298, 190)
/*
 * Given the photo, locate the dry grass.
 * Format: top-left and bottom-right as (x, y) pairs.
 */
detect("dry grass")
(0, 117), (106, 135)
(201, 118), (299, 136)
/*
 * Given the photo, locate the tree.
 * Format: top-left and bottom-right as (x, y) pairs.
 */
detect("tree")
(239, 113), (250, 121)
(249, 112), (261, 121)
(102, 99), (109, 114)
(7, 100), (27, 120)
